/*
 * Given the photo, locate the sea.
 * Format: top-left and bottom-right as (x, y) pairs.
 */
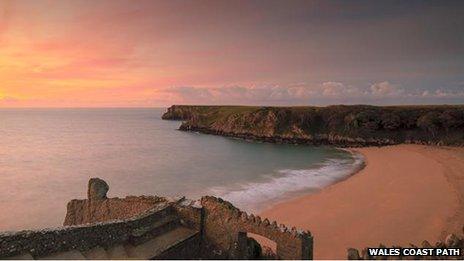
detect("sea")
(0, 108), (363, 231)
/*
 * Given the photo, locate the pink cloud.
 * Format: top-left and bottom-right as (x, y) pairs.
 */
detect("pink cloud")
(370, 81), (404, 97)
(155, 81), (464, 106)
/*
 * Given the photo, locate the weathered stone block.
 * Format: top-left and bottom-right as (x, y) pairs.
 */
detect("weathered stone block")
(87, 178), (109, 200)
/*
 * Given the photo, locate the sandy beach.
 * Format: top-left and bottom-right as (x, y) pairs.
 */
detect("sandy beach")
(261, 145), (464, 259)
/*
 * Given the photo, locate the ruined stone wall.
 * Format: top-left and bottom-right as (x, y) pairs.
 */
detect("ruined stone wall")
(0, 203), (174, 259)
(199, 196), (313, 259)
(1, 195), (312, 260)
(172, 198), (203, 231)
(2, 175), (313, 260)
(64, 195), (167, 226)
(154, 232), (202, 260)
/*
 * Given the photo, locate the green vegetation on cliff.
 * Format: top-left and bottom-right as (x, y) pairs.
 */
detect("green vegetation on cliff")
(162, 105), (464, 146)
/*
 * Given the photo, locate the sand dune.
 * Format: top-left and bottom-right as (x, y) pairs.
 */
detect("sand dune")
(261, 145), (464, 259)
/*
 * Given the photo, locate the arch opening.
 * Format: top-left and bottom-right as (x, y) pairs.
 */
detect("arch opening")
(237, 231), (278, 259)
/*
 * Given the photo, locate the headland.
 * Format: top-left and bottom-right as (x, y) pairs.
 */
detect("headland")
(162, 105), (464, 147)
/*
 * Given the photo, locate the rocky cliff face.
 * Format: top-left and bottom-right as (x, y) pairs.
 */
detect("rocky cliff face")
(161, 105), (215, 120)
(162, 105), (464, 147)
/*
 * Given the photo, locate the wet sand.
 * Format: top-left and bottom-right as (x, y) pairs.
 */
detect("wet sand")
(261, 145), (464, 259)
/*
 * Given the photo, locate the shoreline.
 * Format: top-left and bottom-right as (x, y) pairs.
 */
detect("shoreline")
(261, 144), (464, 259)
(234, 147), (367, 215)
(255, 147), (366, 224)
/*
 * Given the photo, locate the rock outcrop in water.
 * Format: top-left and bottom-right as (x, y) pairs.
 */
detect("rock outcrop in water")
(162, 105), (464, 147)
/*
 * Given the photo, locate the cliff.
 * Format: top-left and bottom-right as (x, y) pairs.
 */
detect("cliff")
(162, 105), (464, 147)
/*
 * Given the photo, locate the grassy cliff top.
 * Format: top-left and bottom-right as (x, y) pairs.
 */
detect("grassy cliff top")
(163, 104), (464, 146)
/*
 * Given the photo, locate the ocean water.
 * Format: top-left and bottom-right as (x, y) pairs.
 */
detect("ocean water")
(0, 108), (363, 231)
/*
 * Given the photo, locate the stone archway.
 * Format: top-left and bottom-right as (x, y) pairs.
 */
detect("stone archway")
(237, 231), (278, 259)
(247, 232), (278, 259)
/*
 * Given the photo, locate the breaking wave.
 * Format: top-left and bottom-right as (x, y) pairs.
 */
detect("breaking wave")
(209, 150), (365, 212)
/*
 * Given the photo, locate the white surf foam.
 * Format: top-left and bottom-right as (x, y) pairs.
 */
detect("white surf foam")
(209, 150), (365, 212)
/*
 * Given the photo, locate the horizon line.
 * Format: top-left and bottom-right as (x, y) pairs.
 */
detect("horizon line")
(1, 103), (464, 110)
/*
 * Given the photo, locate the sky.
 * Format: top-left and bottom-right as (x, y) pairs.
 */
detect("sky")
(0, 0), (463, 107)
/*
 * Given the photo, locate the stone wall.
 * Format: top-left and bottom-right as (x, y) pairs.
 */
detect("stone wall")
(1, 177), (313, 260)
(61, 194), (313, 259)
(62, 193), (313, 259)
(64, 176), (169, 226)
(172, 198), (204, 231)
(154, 232), (202, 260)
(199, 196), (313, 259)
(1, 196), (313, 259)
(64, 196), (167, 226)
(0, 203), (174, 258)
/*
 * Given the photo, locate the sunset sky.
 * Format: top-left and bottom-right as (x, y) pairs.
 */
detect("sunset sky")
(0, 0), (463, 107)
